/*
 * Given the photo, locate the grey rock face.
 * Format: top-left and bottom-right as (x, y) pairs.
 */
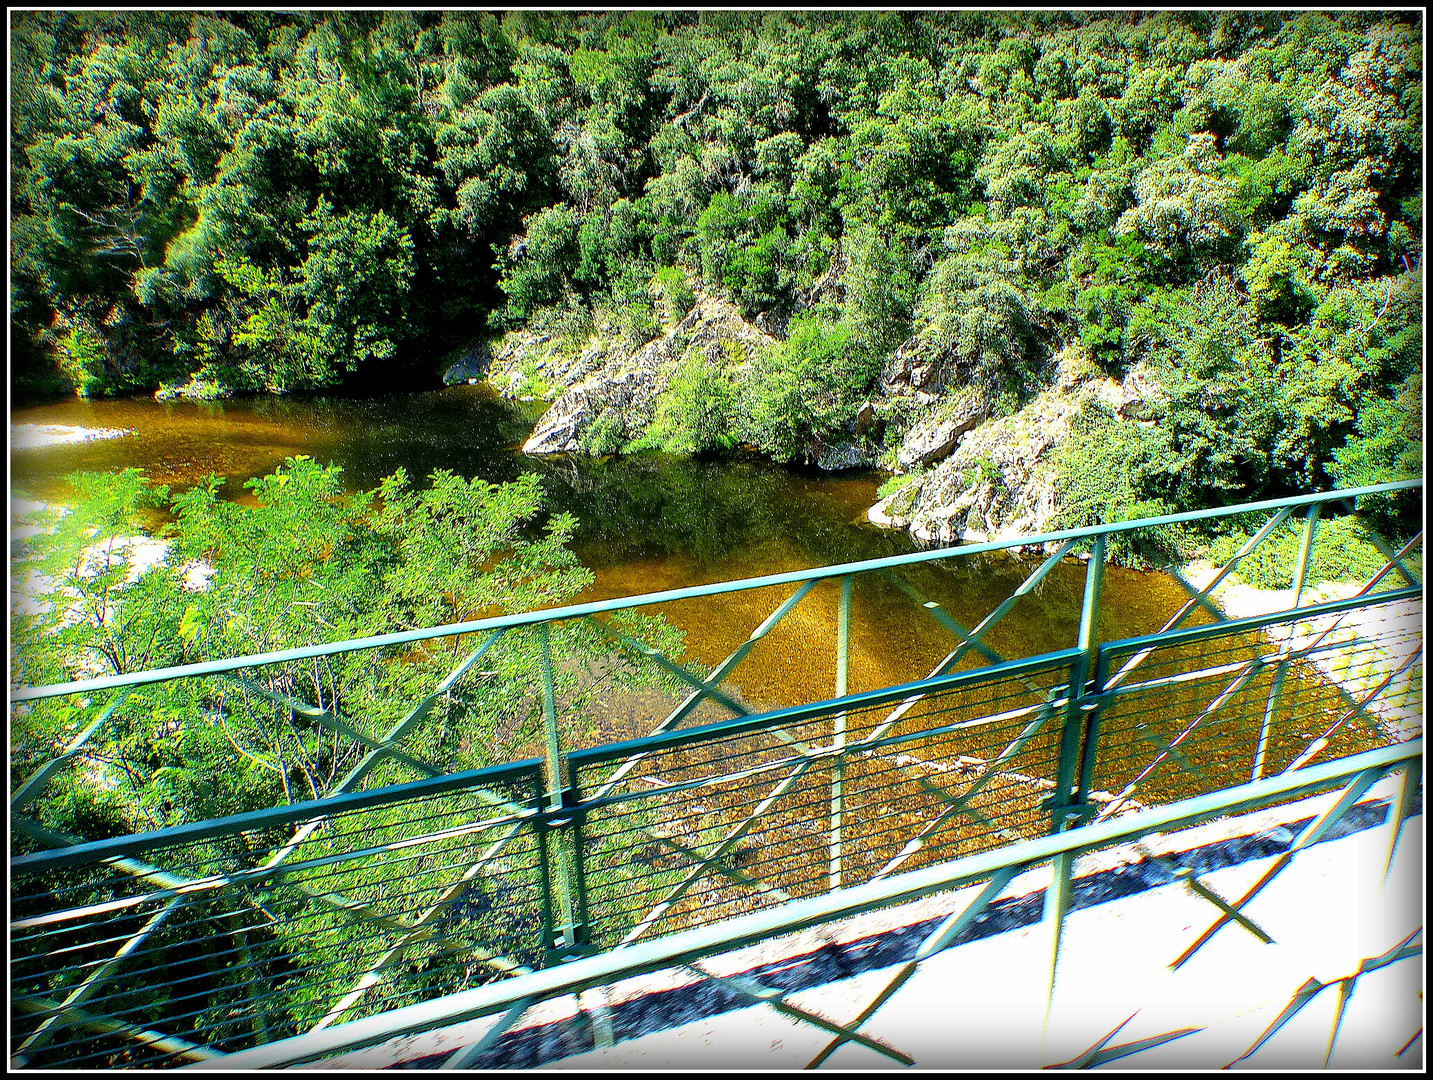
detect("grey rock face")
(442, 344), (492, 385)
(813, 441), (868, 472)
(869, 350), (1165, 547)
(512, 294), (776, 455)
(521, 339), (676, 454)
(879, 337), (944, 397)
(895, 391), (990, 469)
(487, 330), (610, 401)
(878, 333), (980, 400)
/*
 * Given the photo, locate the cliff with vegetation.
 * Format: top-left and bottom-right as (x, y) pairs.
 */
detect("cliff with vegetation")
(11, 10), (1423, 538)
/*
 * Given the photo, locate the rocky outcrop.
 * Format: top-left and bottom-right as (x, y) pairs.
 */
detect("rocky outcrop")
(868, 351), (1164, 547)
(895, 388), (990, 470)
(487, 329), (612, 401)
(877, 333), (979, 403)
(488, 292), (1161, 492)
(441, 343), (492, 385)
(503, 294), (778, 455)
(521, 336), (678, 454)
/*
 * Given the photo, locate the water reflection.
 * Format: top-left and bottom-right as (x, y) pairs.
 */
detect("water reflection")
(10, 387), (1377, 772)
(8, 387), (1195, 713)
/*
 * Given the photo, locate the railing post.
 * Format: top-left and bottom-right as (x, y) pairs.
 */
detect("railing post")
(1050, 534), (1105, 834)
(537, 622), (587, 958)
(1043, 533), (1104, 1060)
(830, 575), (852, 891)
(1253, 502), (1320, 780)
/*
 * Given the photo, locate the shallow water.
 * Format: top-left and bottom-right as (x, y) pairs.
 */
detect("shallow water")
(10, 387), (1383, 775)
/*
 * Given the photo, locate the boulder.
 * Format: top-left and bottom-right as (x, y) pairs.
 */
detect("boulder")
(866, 478), (925, 529)
(895, 391), (989, 469)
(854, 401), (878, 436)
(814, 441), (867, 472)
(441, 344), (492, 385)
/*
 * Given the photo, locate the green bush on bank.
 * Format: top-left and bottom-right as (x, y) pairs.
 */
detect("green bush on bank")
(11, 459), (684, 837)
(647, 352), (740, 456)
(1207, 514), (1418, 590)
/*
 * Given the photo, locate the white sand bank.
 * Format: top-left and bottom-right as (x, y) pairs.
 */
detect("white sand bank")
(1183, 560), (1423, 740)
(11, 422), (136, 448)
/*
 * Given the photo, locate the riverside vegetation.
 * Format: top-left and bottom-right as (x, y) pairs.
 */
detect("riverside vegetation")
(10, 11), (1421, 534)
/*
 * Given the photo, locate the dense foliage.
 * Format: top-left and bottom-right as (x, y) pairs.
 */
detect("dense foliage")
(10, 10), (1422, 526)
(11, 459), (680, 837)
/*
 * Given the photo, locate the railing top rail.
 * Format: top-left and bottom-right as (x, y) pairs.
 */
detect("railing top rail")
(9, 756), (545, 875)
(11, 480), (1422, 702)
(185, 737), (1422, 1071)
(569, 647), (1080, 770)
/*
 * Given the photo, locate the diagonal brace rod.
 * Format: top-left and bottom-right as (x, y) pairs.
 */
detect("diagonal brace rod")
(583, 581), (820, 803)
(617, 758), (819, 948)
(871, 701), (1056, 882)
(11, 688), (134, 811)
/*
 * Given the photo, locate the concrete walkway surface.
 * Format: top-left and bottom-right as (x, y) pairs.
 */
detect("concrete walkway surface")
(319, 779), (1423, 1071)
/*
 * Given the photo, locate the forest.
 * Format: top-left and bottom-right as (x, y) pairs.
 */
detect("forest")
(9, 9), (1423, 533)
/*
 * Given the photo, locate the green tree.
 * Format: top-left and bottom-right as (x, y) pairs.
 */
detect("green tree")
(741, 314), (879, 461)
(11, 459), (681, 836)
(696, 188), (792, 316)
(1114, 132), (1243, 264)
(1329, 371), (1423, 536)
(648, 352), (740, 455)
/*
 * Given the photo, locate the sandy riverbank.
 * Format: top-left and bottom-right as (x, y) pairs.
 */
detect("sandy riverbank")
(11, 422), (136, 449)
(1182, 560), (1423, 741)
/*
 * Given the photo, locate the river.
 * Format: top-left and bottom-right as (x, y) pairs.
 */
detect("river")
(9, 386), (1383, 778)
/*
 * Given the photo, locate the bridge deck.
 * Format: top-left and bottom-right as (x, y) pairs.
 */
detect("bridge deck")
(318, 777), (1424, 1070)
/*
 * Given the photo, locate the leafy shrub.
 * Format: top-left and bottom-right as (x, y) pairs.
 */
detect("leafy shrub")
(649, 353), (739, 455)
(696, 189), (792, 316)
(1206, 514), (1415, 590)
(1328, 372), (1422, 539)
(1053, 402), (1193, 565)
(651, 265), (696, 324)
(581, 406), (628, 455)
(495, 206), (582, 327)
(56, 324), (115, 398)
(741, 313), (886, 461)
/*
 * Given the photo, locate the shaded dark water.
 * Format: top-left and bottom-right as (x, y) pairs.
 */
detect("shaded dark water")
(10, 387), (1378, 773)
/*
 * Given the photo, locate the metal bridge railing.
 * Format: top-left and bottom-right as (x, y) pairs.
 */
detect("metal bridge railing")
(9, 481), (1423, 1068)
(180, 737), (1425, 1070)
(10, 759), (550, 1066)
